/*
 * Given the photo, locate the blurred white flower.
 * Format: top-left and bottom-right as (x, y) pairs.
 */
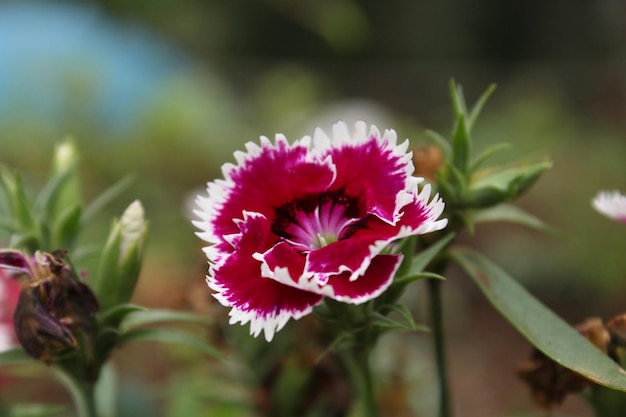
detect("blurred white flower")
(592, 191), (626, 224)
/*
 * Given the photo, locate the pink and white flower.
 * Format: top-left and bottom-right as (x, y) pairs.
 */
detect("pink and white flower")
(592, 191), (626, 224)
(193, 121), (447, 341)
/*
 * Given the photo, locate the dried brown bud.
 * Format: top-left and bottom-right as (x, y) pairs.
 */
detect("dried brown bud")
(412, 145), (444, 182)
(517, 317), (610, 410)
(8, 251), (98, 363)
(606, 313), (626, 347)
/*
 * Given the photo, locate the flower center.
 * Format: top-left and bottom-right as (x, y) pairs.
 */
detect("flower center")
(272, 191), (361, 250)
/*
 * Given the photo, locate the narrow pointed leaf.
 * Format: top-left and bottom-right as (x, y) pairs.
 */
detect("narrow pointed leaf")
(472, 203), (557, 234)
(95, 362), (118, 417)
(449, 79), (467, 117)
(371, 311), (429, 332)
(2, 404), (67, 416)
(52, 367), (97, 417)
(0, 167), (34, 230)
(394, 236), (417, 278)
(405, 233), (455, 277)
(34, 160), (78, 220)
(465, 161), (552, 208)
(380, 303), (429, 333)
(391, 272), (446, 288)
(97, 303), (147, 328)
(469, 143), (511, 174)
(50, 204), (82, 249)
(451, 114), (470, 174)
(9, 232), (38, 252)
(468, 83), (496, 129)
(119, 309), (212, 333)
(375, 234), (454, 311)
(0, 216), (15, 232)
(424, 129), (451, 157)
(452, 248), (626, 391)
(82, 175), (134, 224)
(0, 347), (32, 366)
(117, 328), (224, 361)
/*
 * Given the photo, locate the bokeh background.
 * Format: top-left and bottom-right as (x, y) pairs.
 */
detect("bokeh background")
(1, 1), (626, 416)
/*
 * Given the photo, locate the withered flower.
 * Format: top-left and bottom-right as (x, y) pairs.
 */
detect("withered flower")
(412, 145), (444, 182)
(606, 313), (626, 347)
(0, 250), (98, 363)
(517, 317), (610, 409)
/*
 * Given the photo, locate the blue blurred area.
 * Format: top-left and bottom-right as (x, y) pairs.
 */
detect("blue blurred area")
(0, 2), (186, 135)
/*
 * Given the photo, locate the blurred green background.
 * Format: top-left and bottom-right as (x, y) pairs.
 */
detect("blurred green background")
(1, 1), (625, 416)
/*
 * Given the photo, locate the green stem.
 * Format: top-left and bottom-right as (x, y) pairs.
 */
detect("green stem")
(428, 279), (452, 417)
(52, 367), (98, 417)
(341, 346), (380, 417)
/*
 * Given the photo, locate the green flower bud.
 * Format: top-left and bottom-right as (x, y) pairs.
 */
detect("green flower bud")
(463, 161), (552, 208)
(93, 201), (148, 311)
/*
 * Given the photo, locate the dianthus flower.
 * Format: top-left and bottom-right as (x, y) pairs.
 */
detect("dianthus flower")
(592, 191), (626, 224)
(194, 121), (447, 341)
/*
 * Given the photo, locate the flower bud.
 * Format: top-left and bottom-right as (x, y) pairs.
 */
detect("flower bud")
(464, 161), (552, 208)
(1, 250), (99, 363)
(413, 145), (444, 182)
(93, 200), (148, 311)
(518, 317), (609, 409)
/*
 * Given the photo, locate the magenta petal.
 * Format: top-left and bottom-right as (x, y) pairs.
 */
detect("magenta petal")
(305, 216), (399, 280)
(259, 241), (307, 286)
(0, 251), (32, 276)
(322, 125), (413, 224)
(324, 254), (402, 303)
(201, 136), (336, 241)
(0, 269), (22, 351)
(208, 212), (323, 341)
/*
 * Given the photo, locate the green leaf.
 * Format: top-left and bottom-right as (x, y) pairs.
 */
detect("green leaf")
(34, 159), (78, 221)
(371, 305), (429, 333)
(449, 79), (467, 117)
(589, 383), (626, 417)
(436, 162), (466, 206)
(95, 362), (118, 417)
(394, 236), (417, 278)
(9, 232), (39, 252)
(117, 328), (225, 361)
(97, 303), (147, 328)
(119, 309), (212, 334)
(374, 234), (454, 311)
(469, 143), (511, 174)
(464, 160), (552, 208)
(472, 203), (557, 234)
(424, 129), (451, 157)
(0, 166), (35, 231)
(452, 248), (626, 391)
(0, 347), (32, 366)
(82, 175), (134, 224)
(1, 404), (67, 417)
(0, 215), (16, 232)
(467, 83), (496, 130)
(391, 272), (446, 288)
(50, 204), (82, 249)
(404, 233), (455, 277)
(451, 114), (470, 174)
(51, 367), (97, 417)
